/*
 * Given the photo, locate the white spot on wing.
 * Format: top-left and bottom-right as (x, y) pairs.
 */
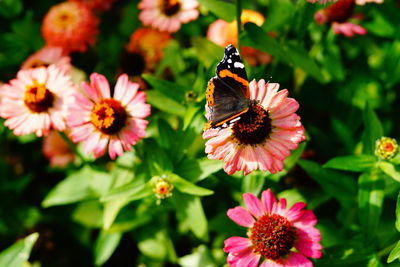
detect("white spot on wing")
(227, 59), (232, 63)
(234, 62), (244, 68)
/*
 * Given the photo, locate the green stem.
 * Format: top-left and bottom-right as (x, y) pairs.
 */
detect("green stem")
(58, 131), (86, 164)
(236, 0), (242, 51)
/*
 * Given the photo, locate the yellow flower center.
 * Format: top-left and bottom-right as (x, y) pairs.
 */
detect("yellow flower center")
(90, 99), (127, 135)
(24, 80), (54, 113)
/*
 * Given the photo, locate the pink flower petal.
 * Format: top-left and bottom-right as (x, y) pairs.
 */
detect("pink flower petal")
(223, 236), (252, 253)
(227, 206), (255, 227)
(243, 193), (264, 218)
(282, 252), (313, 267)
(261, 189), (276, 214)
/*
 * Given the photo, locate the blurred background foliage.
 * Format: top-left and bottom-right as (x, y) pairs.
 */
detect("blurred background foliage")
(1, 0), (400, 266)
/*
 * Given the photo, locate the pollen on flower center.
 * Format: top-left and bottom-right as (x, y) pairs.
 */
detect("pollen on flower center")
(159, 0), (181, 16)
(232, 102), (272, 146)
(24, 80), (55, 113)
(90, 99), (127, 135)
(249, 213), (296, 260)
(55, 10), (77, 29)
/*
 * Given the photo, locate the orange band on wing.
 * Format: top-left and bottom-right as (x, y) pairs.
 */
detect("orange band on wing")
(213, 107), (249, 127)
(206, 79), (215, 107)
(218, 69), (249, 88)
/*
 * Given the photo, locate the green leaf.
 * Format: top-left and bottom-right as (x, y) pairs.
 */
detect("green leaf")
(358, 172), (385, 238)
(173, 193), (209, 240)
(243, 23), (324, 82)
(94, 231), (122, 266)
(324, 155), (377, 172)
(388, 240), (400, 263)
(378, 161), (400, 183)
(0, 0), (23, 18)
(262, 0), (295, 31)
(42, 166), (104, 207)
(197, 0), (235, 21)
(241, 172), (265, 196)
(0, 232), (39, 267)
(362, 104), (383, 155)
(146, 90), (186, 117)
(191, 37), (224, 69)
(242, 23), (289, 62)
(72, 200), (103, 228)
(298, 160), (357, 208)
(169, 173), (213, 196)
(101, 182), (152, 202)
(138, 230), (177, 261)
(396, 192), (400, 232)
(142, 74), (186, 103)
(178, 245), (216, 267)
(286, 43), (325, 83)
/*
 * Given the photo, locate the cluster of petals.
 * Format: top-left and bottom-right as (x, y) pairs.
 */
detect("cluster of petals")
(22, 46), (71, 74)
(0, 65), (76, 137)
(69, 0), (116, 12)
(224, 189), (322, 267)
(67, 73), (151, 159)
(138, 0), (199, 33)
(126, 27), (172, 72)
(314, 0), (367, 37)
(203, 79), (305, 175)
(41, 1), (99, 54)
(207, 10), (272, 66)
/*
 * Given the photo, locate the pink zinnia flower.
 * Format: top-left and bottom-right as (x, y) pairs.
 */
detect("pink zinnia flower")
(67, 73), (151, 159)
(139, 0), (199, 33)
(224, 189), (322, 266)
(42, 130), (75, 167)
(0, 66), (76, 137)
(22, 46), (71, 74)
(42, 2), (99, 54)
(314, 0), (366, 37)
(203, 79), (305, 175)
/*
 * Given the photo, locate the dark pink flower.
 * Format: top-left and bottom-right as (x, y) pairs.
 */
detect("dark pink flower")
(224, 189), (322, 266)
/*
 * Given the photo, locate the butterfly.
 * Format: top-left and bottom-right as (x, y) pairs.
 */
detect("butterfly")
(205, 44), (252, 130)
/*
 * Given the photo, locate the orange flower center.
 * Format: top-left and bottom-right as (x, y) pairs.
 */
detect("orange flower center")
(90, 99), (127, 135)
(232, 102), (272, 146)
(54, 8), (78, 30)
(384, 143), (394, 152)
(24, 80), (54, 113)
(249, 214), (296, 260)
(159, 0), (181, 16)
(27, 59), (49, 69)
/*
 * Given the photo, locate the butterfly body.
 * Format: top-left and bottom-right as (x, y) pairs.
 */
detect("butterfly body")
(205, 44), (251, 129)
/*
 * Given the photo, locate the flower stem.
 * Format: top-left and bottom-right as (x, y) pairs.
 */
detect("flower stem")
(236, 0), (242, 51)
(58, 131), (86, 164)
(377, 242), (397, 258)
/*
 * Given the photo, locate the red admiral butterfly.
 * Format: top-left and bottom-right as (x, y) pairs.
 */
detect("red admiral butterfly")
(205, 44), (253, 130)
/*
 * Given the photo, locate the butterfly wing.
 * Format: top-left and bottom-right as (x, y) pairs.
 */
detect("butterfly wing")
(205, 45), (250, 129)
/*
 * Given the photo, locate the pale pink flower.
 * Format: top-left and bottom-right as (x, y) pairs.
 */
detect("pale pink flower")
(331, 21), (366, 37)
(42, 130), (75, 167)
(138, 0), (199, 33)
(355, 0), (383, 5)
(224, 189), (322, 267)
(203, 80), (305, 175)
(22, 46), (71, 73)
(67, 73), (151, 159)
(314, 0), (367, 37)
(0, 66), (76, 137)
